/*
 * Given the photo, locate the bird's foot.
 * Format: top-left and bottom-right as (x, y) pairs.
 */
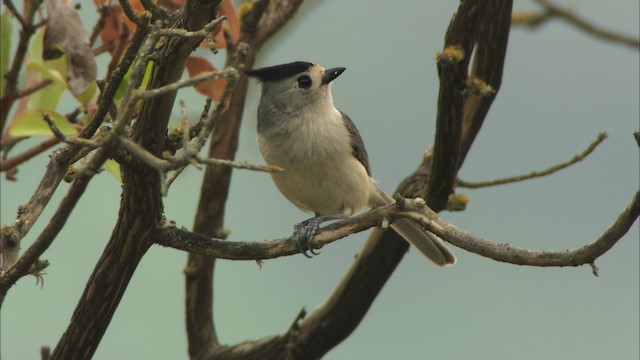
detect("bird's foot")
(291, 217), (322, 258)
(290, 213), (346, 258)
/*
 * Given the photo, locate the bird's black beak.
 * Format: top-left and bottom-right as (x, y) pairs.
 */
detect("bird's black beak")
(322, 67), (346, 85)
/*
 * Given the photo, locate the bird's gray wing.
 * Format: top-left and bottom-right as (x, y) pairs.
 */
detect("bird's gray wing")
(339, 110), (371, 176)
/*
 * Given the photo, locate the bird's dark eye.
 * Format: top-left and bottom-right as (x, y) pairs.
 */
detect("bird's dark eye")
(297, 75), (312, 89)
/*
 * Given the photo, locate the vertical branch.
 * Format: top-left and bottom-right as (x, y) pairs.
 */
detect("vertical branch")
(50, 2), (220, 359)
(426, 1), (484, 211)
(458, 1), (514, 167)
(294, 1), (514, 358)
(0, 0), (43, 134)
(185, 0), (303, 358)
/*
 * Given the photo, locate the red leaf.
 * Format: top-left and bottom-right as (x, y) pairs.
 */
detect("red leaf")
(185, 56), (226, 101)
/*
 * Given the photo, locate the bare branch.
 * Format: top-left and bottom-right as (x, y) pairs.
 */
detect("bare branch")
(119, 0), (147, 26)
(185, 1), (306, 355)
(409, 190), (639, 268)
(513, 0), (640, 49)
(42, 114), (101, 149)
(158, 16), (226, 38)
(159, 189), (638, 267)
(158, 203), (407, 260)
(196, 157), (282, 173)
(0, 138), (59, 173)
(2, 0), (28, 28)
(136, 68), (237, 100)
(0, 0), (43, 135)
(458, 132), (607, 188)
(14, 79), (54, 100)
(0, 147), (112, 302)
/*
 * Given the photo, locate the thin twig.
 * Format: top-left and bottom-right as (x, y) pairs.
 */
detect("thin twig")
(42, 114), (102, 149)
(458, 132), (607, 188)
(516, 0), (640, 49)
(118, 134), (280, 174)
(0, 6), (151, 286)
(135, 68), (238, 100)
(89, 5), (110, 47)
(14, 79), (54, 99)
(189, 98), (213, 139)
(195, 157), (282, 173)
(158, 16), (226, 38)
(0, 145), (112, 302)
(119, 0), (146, 26)
(2, 0), (27, 27)
(0, 0), (44, 135)
(0, 138), (59, 172)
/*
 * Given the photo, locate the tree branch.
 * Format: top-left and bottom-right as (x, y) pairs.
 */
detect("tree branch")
(185, 0), (305, 358)
(0, 138), (60, 173)
(513, 0), (640, 49)
(0, 0), (43, 135)
(408, 190), (639, 268)
(50, 2), (223, 358)
(159, 189), (638, 267)
(458, 132), (607, 188)
(293, 2), (514, 359)
(0, 146), (112, 303)
(0, 9), (153, 275)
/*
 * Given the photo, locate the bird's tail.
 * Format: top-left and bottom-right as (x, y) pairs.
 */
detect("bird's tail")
(391, 218), (456, 266)
(370, 184), (456, 266)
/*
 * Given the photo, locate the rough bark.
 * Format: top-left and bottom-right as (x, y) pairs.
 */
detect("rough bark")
(50, 2), (220, 359)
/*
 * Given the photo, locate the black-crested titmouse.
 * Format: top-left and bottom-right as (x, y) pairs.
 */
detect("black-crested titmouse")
(245, 61), (456, 266)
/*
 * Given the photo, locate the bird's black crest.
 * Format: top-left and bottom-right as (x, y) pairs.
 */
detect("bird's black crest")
(245, 61), (314, 82)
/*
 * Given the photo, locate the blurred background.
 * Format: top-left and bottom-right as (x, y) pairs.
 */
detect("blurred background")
(1, 1), (638, 359)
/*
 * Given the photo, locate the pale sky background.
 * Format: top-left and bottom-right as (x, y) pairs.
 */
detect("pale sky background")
(1, 1), (639, 359)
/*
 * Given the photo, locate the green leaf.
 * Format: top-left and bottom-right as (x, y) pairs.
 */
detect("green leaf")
(1, 11), (13, 97)
(26, 61), (67, 87)
(24, 31), (67, 110)
(103, 159), (122, 183)
(74, 80), (97, 103)
(25, 53), (67, 111)
(29, 26), (44, 65)
(114, 60), (154, 106)
(25, 68), (66, 111)
(8, 109), (76, 137)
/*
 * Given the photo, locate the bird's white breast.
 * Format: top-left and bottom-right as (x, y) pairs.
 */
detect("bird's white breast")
(258, 107), (370, 216)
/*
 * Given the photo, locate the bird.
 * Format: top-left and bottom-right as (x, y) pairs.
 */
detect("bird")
(245, 61), (456, 266)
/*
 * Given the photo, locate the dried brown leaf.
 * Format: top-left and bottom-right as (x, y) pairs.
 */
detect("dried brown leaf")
(44, 0), (97, 97)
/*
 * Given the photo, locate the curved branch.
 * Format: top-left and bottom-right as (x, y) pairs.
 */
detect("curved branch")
(524, 0), (640, 49)
(158, 189), (638, 267)
(412, 190), (639, 268)
(0, 16), (152, 274)
(458, 132), (607, 188)
(0, 147), (111, 304)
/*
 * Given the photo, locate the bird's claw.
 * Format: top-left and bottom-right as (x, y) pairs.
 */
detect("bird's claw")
(291, 218), (322, 257)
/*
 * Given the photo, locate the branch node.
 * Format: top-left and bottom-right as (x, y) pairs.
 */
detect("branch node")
(285, 307), (307, 358)
(381, 217), (390, 230)
(435, 46), (465, 64)
(463, 77), (496, 97)
(589, 262), (600, 277)
(447, 193), (469, 211)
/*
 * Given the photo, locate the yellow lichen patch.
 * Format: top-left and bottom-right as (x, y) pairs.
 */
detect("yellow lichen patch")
(238, 1), (256, 25)
(464, 77), (495, 97)
(435, 46), (465, 64)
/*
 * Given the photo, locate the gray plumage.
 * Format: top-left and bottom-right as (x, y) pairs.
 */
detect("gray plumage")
(246, 61), (456, 266)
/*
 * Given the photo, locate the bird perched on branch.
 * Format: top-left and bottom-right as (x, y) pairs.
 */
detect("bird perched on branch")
(246, 61), (455, 266)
